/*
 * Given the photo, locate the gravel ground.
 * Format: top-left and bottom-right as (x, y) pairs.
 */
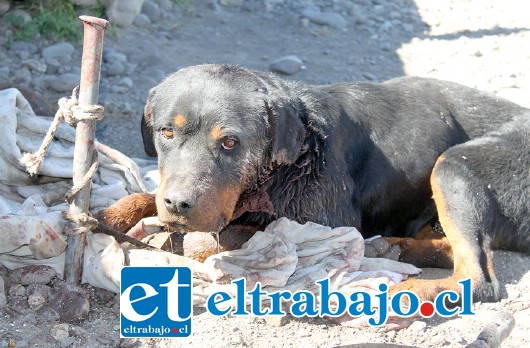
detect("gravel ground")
(0, 0), (528, 347)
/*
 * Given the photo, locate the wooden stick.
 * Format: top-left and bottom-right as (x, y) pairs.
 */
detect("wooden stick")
(64, 16), (110, 284)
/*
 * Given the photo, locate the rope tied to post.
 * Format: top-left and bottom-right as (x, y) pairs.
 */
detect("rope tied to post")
(20, 87), (104, 176)
(19, 87), (105, 235)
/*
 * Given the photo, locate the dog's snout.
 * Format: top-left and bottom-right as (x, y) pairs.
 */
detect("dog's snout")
(163, 192), (196, 214)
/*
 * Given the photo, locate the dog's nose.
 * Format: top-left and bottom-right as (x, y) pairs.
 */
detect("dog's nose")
(163, 193), (196, 214)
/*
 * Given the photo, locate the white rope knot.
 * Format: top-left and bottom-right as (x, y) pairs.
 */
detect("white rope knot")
(20, 87), (105, 176)
(19, 87), (105, 235)
(62, 210), (99, 235)
(59, 87), (105, 126)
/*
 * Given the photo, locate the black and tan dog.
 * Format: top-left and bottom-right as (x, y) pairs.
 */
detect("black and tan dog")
(101, 64), (529, 303)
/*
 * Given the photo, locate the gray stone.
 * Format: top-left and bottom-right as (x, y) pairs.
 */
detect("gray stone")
(104, 50), (128, 63)
(106, 0), (145, 28)
(362, 72), (376, 80)
(16, 50), (30, 60)
(107, 61), (126, 76)
(369, 237), (391, 255)
(51, 323), (70, 341)
(9, 265), (56, 286)
(270, 55), (303, 75)
(50, 73), (80, 93)
(0, 66), (9, 80)
(0, 277), (6, 309)
(364, 244), (378, 258)
(383, 245), (401, 261)
(144, 67), (166, 82)
(110, 85), (129, 93)
(9, 283), (26, 297)
(158, 0), (173, 11)
(49, 284), (90, 323)
(42, 42), (75, 66)
(95, 287), (116, 303)
(0, 0), (10, 16)
(141, 0), (161, 22)
(14, 66), (31, 83)
(220, 0), (244, 7)
(5, 9), (32, 27)
(9, 41), (38, 54)
(10, 295), (30, 312)
(27, 283), (51, 311)
(408, 320), (427, 332)
(301, 9), (347, 29)
(23, 59), (47, 73)
(117, 77), (133, 88)
(133, 13), (151, 28)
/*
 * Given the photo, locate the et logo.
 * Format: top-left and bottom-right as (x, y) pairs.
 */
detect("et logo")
(120, 267), (192, 338)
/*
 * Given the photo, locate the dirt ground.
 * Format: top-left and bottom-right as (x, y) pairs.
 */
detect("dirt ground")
(0, 0), (529, 347)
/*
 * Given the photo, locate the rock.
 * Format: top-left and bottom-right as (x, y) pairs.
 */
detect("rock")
(16, 50), (30, 60)
(5, 9), (32, 27)
(133, 13), (151, 28)
(14, 66), (31, 84)
(0, 0), (10, 16)
(0, 66), (9, 80)
(23, 59), (47, 73)
(51, 323), (70, 342)
(42, 42), (75, 66)
(107, 61), (126, 76)
(301, 9), (347, 30)
(363, 72), (376, 80)
(158, 0), (173, 11)
(383, 245), (401, 261)
(95, 287), (116, 303)
(408, 320), (427, 332)
(117, 77), (133, 88)
(103, 49), (127, 63)
(9, 265), (56, 285)
(106, 0), (145, 28)
(145, 232), (174, 249)
(264, 314), (289, 327)
(270, 55), (303, 75)
(110, 85), (129, 93)
(369, 237), (391, 255)
(9, 41), (38, 54)
(27, 284), (51, 311)
(144, 67), (166, 82)
(0, 276), (6, 309)
(50, 73), (80, 93)
(364, 243), (378, 258)
(48, 284), (90, 323)
(220, 0), (244, 7)
(9, 283), (26, 297)
(10, 295), (30, 312)
(141, 0), (161, 22)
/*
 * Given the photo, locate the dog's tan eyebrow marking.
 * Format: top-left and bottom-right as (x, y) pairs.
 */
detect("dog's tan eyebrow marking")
(211, 126), (224, 140)
(173, 114), (187, 128)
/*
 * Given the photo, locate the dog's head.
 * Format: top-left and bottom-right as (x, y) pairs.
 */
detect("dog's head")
(142, 64), (306, 232)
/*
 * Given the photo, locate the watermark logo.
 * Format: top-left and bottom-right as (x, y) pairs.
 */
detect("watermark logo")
(120, 266), (192, 338)
(207, 278), (474, 326)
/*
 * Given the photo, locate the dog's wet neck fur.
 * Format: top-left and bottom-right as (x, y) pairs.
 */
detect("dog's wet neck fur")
(231, 105), (327, 226)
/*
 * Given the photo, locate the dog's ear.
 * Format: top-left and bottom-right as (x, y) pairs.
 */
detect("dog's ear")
(141, 101), (157, 157)
(266, 98), (306, 165)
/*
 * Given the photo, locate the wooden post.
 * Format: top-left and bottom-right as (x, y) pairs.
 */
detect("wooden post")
(64, 16), (110, 284)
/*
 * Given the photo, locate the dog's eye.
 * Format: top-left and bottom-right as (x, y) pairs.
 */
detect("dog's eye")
(221, 138), (236, 150)
(161, 127), (174, 139)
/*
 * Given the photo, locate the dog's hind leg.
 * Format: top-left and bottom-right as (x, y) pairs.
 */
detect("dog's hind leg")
(391, 119), (530, 302)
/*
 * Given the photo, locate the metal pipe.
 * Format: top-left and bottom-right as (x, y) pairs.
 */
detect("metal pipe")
(64, 16), (110, 284)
